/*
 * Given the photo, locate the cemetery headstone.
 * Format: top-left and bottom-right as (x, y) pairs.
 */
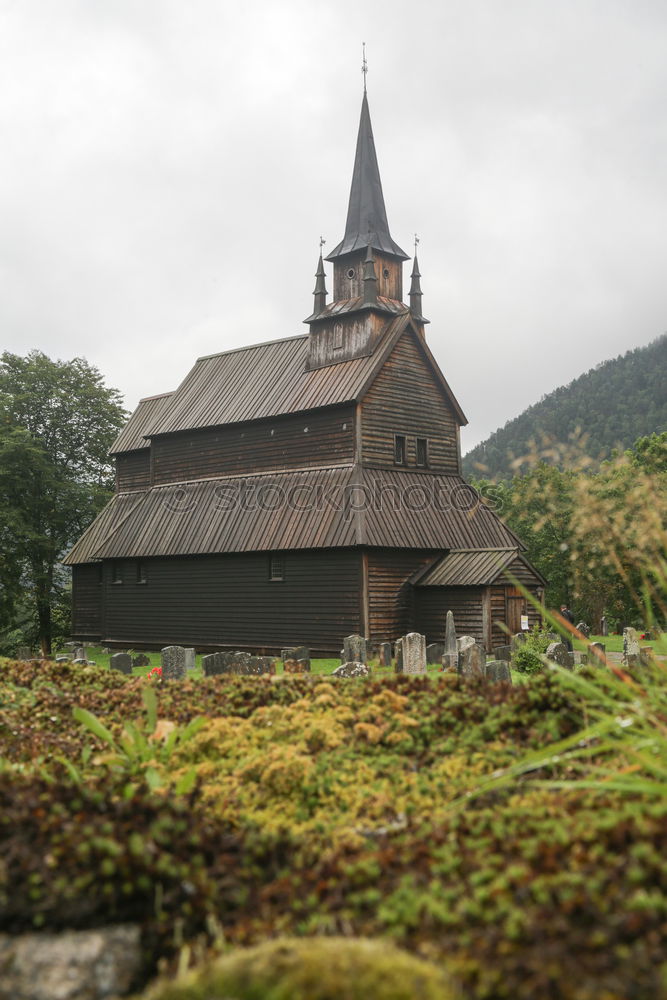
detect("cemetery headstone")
(459, 641), (485, 679)
(485, 660), (512, 684)
(640, 646), (654, 667)
(331, 661), (370, 678)
(378, 642), (392, 667)
(394, 638), (403, 674)
(161, 645), (186, 681)
(55, 656), (70, 663)
(576, 622), (591, 639)
(493, 644), (512, 662)
(426, 642), (445, 664)
(511, 633), (526, 651)
(282, 645), (309, 663)
(545, 642), (573, 669)
(184, 648), (196, 671)
(600, 616), (608, 636)
(622, 627), (640, 667)
(442, 610), (457, 671)
(343, 634), (367, 664)
(402, 632), (426, 675)
(133, 653), (151, 668)
(110, 652), (132, 675)
(75, 647), (86, 661)
(588, 642), (606, 664)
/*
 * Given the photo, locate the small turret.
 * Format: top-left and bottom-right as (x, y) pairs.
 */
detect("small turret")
(305, 247), (328, 321)
(409, 248), (429, 332)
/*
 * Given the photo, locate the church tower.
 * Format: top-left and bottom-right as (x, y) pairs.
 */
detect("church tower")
(304, 90), (411, 371)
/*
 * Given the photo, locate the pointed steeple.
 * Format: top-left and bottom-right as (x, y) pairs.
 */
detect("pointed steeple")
(312, 250), (328, 314)
(409, 252), (429, 325)
(327, 92), (408, 261)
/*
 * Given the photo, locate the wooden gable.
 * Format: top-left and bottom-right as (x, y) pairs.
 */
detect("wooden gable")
(360, 326), (463, 475)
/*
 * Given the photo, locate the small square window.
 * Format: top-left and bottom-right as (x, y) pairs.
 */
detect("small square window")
(111, 562), (123, 584)
(416, 437), (428, 467)
(269, 554), (285, 581)
(394, 434), (406, 465)
(136, 561), (147, 584)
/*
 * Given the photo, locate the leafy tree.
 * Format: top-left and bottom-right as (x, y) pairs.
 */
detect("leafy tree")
(0, 351), (126, 654)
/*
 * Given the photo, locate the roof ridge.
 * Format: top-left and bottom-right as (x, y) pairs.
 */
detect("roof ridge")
(196, 335), (308, 363)
(138, 391), (175, 402)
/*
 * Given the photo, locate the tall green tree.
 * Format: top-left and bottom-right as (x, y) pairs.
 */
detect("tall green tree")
(0, 351), (126, 654)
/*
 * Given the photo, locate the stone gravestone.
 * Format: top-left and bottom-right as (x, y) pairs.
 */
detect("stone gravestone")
(546, 642), (573, 669)
(576, 622), (591, 639)
(600, 616), (608, 636)
(282, 646), (310, 671)
(394, 638), (403, 674)
(426, 642), (445, 665)
(343, 634), (367, 664)
(485, 660), (512, 684)
(588, 642), (606, 665)
(161, 645), (186, 681)
(75, 647), (86, 661)
(331, 661), (370, 678)
(378, 642), (392, 667)
(133, 653), (151, 668)
(15, 646), (32, 661)
(442, 610), (457, 672)
(640, 647), (655, 667)
(493, 644), (512, 662)
(459, 640), (485, 679)
(511, 633), (526, 651)
(402, 632), (426, 675)
(110, 652), (132, 675)
(623, 627), (640, 667)
(184, 648), (196, 671)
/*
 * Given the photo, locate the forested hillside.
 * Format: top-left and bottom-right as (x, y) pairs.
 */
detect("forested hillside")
(463, 334), (667, 479)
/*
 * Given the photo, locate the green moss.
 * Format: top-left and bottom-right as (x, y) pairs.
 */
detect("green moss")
(141, 937), (457, 1000)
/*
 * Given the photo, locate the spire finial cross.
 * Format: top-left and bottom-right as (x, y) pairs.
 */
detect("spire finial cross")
(362, 42), (368, 93)
(319, 235), (326, 252)
(414, 233), (420, 255)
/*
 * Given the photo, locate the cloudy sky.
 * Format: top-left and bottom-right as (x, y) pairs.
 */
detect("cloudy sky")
(1, 0), (665, 451)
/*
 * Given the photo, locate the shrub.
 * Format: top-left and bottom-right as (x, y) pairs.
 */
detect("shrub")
(140, 937), (457, 1000)
(512, 624), (552, 674)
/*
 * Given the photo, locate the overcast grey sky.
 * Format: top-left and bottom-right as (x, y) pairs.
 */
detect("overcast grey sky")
(1, 0), (665, 451)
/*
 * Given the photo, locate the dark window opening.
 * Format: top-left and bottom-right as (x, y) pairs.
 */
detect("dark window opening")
(394, 434), (406, 465)
(269, 553), (285, 581)
(416, 437), (428, 467)
(136, 561), (147, 584)
(111, 562), (123, 584)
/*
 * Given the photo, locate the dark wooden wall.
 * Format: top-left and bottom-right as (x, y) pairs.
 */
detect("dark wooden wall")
(415, 586), (485, 646)
(490, 579), (544, 650)
(366, 549), (436, 641)
(72, 563), (103, 640)
(116, 450), (151, 491)
(92, 549), (361, 653)
(360, 333), (460, 473)
(151, 406), (356, 485)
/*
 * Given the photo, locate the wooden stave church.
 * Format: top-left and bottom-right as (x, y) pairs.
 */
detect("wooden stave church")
(65, 89), (546, 655)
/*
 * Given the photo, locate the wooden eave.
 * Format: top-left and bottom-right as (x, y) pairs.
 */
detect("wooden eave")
(63, 464), (521, 563)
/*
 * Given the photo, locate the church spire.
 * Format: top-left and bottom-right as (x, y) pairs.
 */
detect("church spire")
(326, 91), (408, 261)
(409, 239), (429, 326)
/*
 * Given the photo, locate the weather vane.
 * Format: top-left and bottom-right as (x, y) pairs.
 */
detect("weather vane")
(319, 236), (326, 252)
(414, 233), (420, 255)
(362, 42), (368, 92)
